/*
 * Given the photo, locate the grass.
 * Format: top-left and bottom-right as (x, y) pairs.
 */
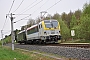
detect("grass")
(59, 39), (90, 43)
(0, 46), (32, 60)
(0, 46), (57, 60)
(74, 39), (90, 43)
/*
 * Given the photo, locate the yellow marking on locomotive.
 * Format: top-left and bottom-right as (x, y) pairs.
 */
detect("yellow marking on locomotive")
(42, 21), (60, 30)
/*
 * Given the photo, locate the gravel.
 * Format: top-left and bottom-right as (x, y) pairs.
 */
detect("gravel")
(6, 43), (90, 59)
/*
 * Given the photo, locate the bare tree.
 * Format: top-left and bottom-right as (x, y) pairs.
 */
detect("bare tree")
(27, 18), (35, 28)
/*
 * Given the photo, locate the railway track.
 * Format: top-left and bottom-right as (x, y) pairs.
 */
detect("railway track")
(18, 43), (90, 48)
(46, 43), (90, 48)
(6, 43), (90, 59)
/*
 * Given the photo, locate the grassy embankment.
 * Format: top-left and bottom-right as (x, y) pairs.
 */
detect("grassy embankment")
(0, 46), (57, 60)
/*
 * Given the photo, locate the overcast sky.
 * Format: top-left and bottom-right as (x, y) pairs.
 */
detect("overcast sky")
(0, 0), (90, 39)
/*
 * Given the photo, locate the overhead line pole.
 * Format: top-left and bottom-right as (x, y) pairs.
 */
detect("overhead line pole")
(6, 13), (31, 50)
(10, 13), (15, 50)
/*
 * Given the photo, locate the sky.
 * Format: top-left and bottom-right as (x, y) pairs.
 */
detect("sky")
(0, 0), (90, 39)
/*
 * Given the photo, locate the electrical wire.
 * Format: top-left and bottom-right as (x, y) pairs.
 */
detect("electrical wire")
(9, 0), (15, 13)
(2, 0), (15, 30)
(20, 0), (43, 14)
(43, 0), (61, 16)
(14, 0), (43, 23)
(2, 18), (7, 30)
(46, 0), (61, 11)
(13, 0), (24, 13)
(18, 0), (37, 14)
(14, 0), (37, 20)
(32, 0), (49, 15)
(14, 14), (31, 23)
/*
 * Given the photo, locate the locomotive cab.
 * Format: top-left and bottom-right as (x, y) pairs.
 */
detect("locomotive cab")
(38, 19), (61, 43)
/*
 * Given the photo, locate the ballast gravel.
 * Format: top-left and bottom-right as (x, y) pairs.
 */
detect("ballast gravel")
(6, 43), (90, 59)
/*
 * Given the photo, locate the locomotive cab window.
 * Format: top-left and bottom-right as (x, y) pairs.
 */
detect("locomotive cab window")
(51, 21), (58, 28)
(44, 20), (58, 28)
(45, 23), (52, 28)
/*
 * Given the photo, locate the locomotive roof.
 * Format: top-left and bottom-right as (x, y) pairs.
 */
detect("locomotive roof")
(27, 19), (58, 30)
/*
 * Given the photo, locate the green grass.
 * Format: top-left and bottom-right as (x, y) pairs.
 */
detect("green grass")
(62, 39), (90, 43)
(0, 46), (57, 60)
(0, 46), (32, 60)
(74, 39), (90, 43)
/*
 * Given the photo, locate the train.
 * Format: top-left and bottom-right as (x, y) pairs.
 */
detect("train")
(17, 19), (61, 44)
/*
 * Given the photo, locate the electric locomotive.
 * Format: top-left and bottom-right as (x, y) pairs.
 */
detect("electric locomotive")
(17, 19), (61, 44)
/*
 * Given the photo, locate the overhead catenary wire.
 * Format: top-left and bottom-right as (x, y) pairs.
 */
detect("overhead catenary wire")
(32, 0), (49, 15)
(46, 0), (61, 11)
(14, 0), (44, 23)
(13, 0), (24, 13)
(2, 0), (15, 30)
(2, 18), (7, 30)
(18, 0), (37, 14)
(20, 0), (43, 14)
(9, 0), (15, 14)
(43, 0), (61, 17)
(14, 14), (31, 23)
(14, 0), (39, 21)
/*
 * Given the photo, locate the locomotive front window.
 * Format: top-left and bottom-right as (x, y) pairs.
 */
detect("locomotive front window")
(45, 23), (52, 28)
(44, 20), (50, 23)
(44, 20), (58, 28)
(51, 21), (58, 27)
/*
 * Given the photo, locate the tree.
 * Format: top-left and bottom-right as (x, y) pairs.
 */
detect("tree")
(58, 19), (70, 41)
(78, 3), (90, 40)
(36, 17), (41, 24)
(21, 26), (25, 30)
(74, 9), (82, 20)
(83, 3), (90, 17)
(27, 18), (35, 28)
(67, 11), (73, 28)
(80, 15), (90, 40)
(61, 12), (67, 21)
(52, 13), (60, 19)
(61, 11), (73, 28)
(70, 15), (77, 29)
(44, 14), (52, 20)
